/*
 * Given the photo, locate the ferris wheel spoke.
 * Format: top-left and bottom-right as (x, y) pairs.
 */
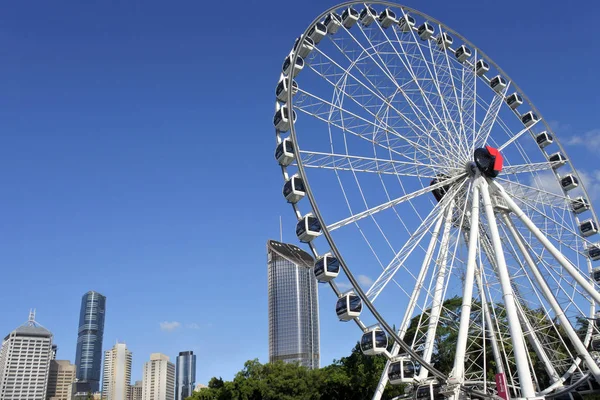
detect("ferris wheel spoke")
(495, 176), (572, 209)
(327, 173), (466, 232)
(474, 81), (510, 148)
(501, 162), (555, 175)
(497, 118), (542, 151)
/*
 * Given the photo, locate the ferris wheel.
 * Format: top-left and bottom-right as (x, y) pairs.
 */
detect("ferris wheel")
(273, 2), (600, 399)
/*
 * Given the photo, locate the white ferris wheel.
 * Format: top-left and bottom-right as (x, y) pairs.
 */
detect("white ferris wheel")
(273, 2), (600, 400)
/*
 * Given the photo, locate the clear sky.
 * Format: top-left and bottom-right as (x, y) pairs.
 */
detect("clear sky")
(1, 0), (599, 387)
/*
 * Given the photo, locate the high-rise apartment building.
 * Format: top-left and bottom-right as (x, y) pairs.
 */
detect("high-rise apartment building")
(101, 342), (132, 400)
(141, 353), (175, 400)
(175, 351), (196, 400)
(129, 380), (143, 400)
(75, 290), (106, 393)
(0, 310), (53, 399)
(267, 240), (320, 369)
(46, 360), (76, 400)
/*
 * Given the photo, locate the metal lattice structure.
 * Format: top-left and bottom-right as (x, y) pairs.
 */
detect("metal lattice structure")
(273, 2), (600, 399)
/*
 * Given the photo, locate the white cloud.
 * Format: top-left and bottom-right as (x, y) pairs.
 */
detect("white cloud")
(562, 129), (600, 151)
(528, 169), (600, 201)
(159, 321), (181, 332)
(357, 274), (374, 287)
(529, 171), (562, 196)
(185, 323), (201, 330)
(573, 170), (600, 201)
(336, 282), (353, 291)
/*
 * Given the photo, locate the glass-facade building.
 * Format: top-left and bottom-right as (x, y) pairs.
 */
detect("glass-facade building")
(175, 351), (196, 400)
(267, 240), (320, 369)
(75, 290), (106, 393)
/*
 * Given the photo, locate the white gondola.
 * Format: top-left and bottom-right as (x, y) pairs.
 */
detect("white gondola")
(475, 59), (489, 76)
(590, 246), (600, 262)
(282, 55), (304, 78)
(490, 75), (507, 93)
(341, 7), (359, 28)
(293, 36), (314, 59)
(307, 22), (327, 44)
(360, 327), (388, 355)
(275, 78), (298, 103)
(436, 32), (453, 49)
(505, 92), (523, 110)
(592, 336), (600, 351)
(561, 174), (579, 191)
(359, 6), (377, 26)
(283, 175), (305, 204)
(296, 213), (322, 242)
(273, 106), (297, 132)
(572, 196), (591, 214)
(579, 219), (599, 238)
(398, 15), (415, 32)
(388, 356), (416, 385)
(548, 152), (567, 169)
(275, 138), (294, 166)
(521, 111), (540, 128)
(336, 292), (362, 321)
(415, 383), (443, 400)
(455, 45), (472, 62)
(593, 266), (600, 282)
(536, 131), (553, 148)
(378, 9), (396, 28)
(417, 22), (434, 40)
(324, 12), (342, 35)
(314, 253), (340, 282)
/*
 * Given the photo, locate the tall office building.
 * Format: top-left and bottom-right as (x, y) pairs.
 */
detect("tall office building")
(129, 381), (143, 400)
(175, 351), (196, 400)
(47, 360), (76, 400)
(141, 353), (175, 400)
(75, 290), (106, 393)
(101, 342), (132, 400)
(0, 310), (53, 399)
(267, 240), (320, 369)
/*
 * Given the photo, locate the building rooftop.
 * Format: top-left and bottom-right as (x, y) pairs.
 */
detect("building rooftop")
(4, 310), (52, 340)
(267, 239), (314, 268)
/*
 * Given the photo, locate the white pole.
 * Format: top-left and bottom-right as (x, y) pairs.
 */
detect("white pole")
(493, 180), (600, 306)
(480, 179), (536, 399)
(419, 203), (455, 380)
(452, 178), (481, 384)
(372, 212), (446, 400)
(501, 212), (600, 382)
(475, 266), (505, 375)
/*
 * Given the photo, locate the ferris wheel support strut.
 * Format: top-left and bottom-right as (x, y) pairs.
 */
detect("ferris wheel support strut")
(500, 212), (600, 383)
(480, 179), (537, 399)
(475, 266), (505, 376)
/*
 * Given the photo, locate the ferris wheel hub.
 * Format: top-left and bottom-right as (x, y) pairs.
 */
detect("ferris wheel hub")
(473, 146), (503, 178)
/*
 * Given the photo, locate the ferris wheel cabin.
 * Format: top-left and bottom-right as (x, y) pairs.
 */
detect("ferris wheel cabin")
(505, 93), (523, 110)
(360, 328), (388, 355)
(359, 6), (377, 26)
(282, 55), (304, 78)
(336, 293), (362, 321)
(475, 59), (489, 76)
(490, 75), (507, 93)
(430, 174), (451, 202)
(436, 32), (453, 49)
(293, 36), (314, 59)
(324, 12), (342, 34)
(418, 22), (434, 40)
(273, 106), (297, 132)
(314, 253), (340, 282)
(560, 174), (579, 191)
(378, 9), (397, 28)
(536, 131), (553, 148)
(579, 219), (599, 238)
(521, 111), (540, 128)
(275, 78), (298, 103)
(455, 45), (472, 62)
(589, 245), (600, 262)
(283, 175), (306, 204)
(308, 22), (327, 44)
(388, 356), (417, 385)
(398, 15), (416, 32)
(548, 152), (567, 169)
(275, 138), (295, 166)
(572, 196), (591, 214)
(415, 383), (445, 400)
(341, 7), (359, 28)
(296, 214), (322, 242)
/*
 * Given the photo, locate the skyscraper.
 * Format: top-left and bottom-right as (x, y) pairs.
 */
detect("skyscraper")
(175, 351), (196, 400)
(267, 240), (320, 369)
(0, 310), (53, 399)
(129, 381), (143, 400)
(75, 290), (106, 393)
(47, 360), (76, 400)
(101, 342), (132, 400)
(141, 353), (175, 400)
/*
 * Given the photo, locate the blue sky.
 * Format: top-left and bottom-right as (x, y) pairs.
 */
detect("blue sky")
(1, 0), (599, 386)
